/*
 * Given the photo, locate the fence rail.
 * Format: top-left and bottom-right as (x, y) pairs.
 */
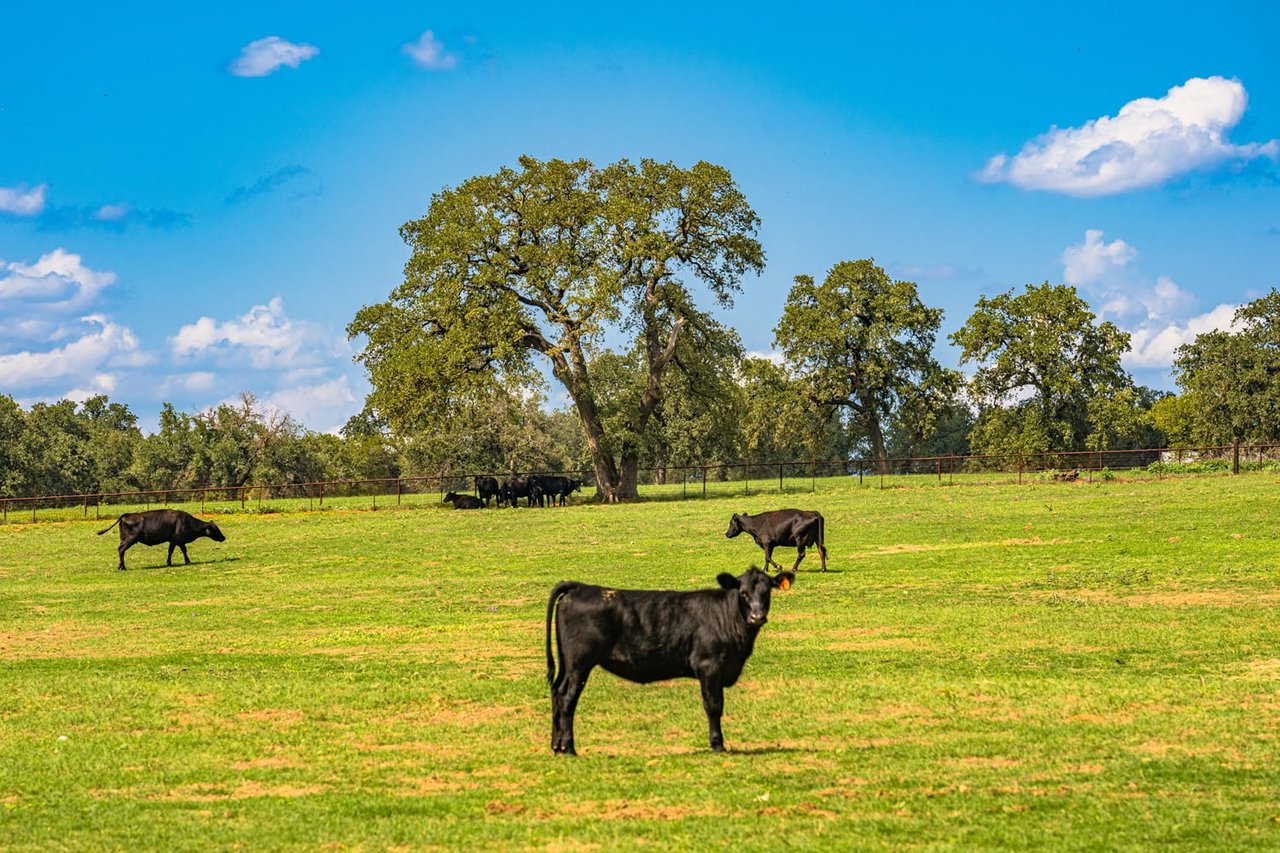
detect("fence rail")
(3, 442), (1278, 525)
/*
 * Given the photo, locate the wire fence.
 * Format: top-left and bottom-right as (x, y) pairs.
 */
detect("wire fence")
(3, 442), (1278, 526)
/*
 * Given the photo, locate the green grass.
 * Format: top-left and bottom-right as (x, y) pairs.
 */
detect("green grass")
(2, 475), (1279, 850)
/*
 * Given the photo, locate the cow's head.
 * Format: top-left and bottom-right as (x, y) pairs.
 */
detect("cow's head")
(725, 514), (745, 538)
(444, 492), (458, 503)
(204, 522), (226, 542)
(717, 566), (794, 627)
(569, 479), (582, 492)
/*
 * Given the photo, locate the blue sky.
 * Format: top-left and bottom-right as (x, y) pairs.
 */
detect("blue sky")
(3, 1), (1278, 432)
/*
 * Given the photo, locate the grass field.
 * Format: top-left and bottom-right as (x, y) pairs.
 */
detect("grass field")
(2, 475), (1279, 850)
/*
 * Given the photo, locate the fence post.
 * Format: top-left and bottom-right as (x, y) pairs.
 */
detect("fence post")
(320, 483), (325, 508)
(812, 460), (816, 493)
(83, 496), (88, 518)
(702, 467), (707, 499)
(397, 478), (402, 507)
(1018, 452), (1023, 484)
(744, 463), (749, 496)
(936, 457), (941, 484)
(1233, 439), (1240, 475)
(241, 489), (246, 510)
(778, 463), (784, 494)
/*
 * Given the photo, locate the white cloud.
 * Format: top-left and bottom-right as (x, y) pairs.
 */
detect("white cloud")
(402, 30), (458, 70)
(170, 296), (346, 370)
(980, 76), (1279, 196)
(0, 314), (149, 390)
(744, 349), (786, 366)
(1060, 230), (1194, 324)
(0, 249), (120, 342)
(0, 183), (46, 215)
(1126, 303), (1239, 368)
(229, 36), (319, 77)
(1057, 230), (1239, 372)
(264, 376), (361, 433)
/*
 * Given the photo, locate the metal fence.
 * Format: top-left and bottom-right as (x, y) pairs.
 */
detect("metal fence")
(3, 442), (1278, 525)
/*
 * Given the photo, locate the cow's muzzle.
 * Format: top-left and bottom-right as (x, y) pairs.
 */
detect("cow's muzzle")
(747, 613), (767, 626)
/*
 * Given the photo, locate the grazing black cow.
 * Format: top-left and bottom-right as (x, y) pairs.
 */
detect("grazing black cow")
(96, 509), (226, 571)
(726, 509), (827, 572)
(444, 492), (483, 510)
(503, 475), (542, 508)
(545, 566), (795, 755)
(531, 475), (582, 506)
(474, 475), (502, 507)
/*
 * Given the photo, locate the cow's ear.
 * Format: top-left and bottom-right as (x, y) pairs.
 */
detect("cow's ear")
(773, 571), (796, 591)
(717, 573), (740, 590)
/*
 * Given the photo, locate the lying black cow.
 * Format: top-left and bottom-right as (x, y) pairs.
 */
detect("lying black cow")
(532, 475), (582, 506)
(503, 475), (541, 508)
(96, 509), (226, 571)
(444, 492), (483, 509)
(475, 476), (502, 507)
(545, 566), (794, 755)
(726, 509), (827, 572)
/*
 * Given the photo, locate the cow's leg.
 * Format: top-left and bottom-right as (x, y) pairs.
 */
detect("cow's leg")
(698, 674), (727, 752)
(762, 543), (782, 571)
(117, 538), (134, 570)
(166, 542), (177, 566)
(552, 669), (589, 755)
(179, 543), (191, 564)
(791, 546), (806, 573)
(818, 542), (828, 572)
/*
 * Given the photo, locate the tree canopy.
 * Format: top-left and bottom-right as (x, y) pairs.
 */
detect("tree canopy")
(774, 259), (960, 472)
(349, 155), (764, 500)
(1173, 289), (1280, 445)
(951, 282), (1134, 455)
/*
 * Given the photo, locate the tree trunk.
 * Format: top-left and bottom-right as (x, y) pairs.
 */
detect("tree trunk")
(860, 392), (889, 475)
(617, 449), (641, 500)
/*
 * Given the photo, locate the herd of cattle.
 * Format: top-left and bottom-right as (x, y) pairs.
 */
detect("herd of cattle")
(94, 500), (827, 756)
(444, 474), (583, 510)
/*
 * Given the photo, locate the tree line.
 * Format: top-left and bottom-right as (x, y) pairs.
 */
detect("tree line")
(3, 156), (1277, 500)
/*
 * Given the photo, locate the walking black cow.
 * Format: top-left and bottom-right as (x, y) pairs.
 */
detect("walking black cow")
(97, 509), (226, 571)
(545, 566), (794, 755)
(726, 509), (827, 572)
(444, 492), (483, 509)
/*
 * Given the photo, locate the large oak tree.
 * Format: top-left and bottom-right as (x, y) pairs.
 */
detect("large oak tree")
(950, 282), (1133, 455)
(774, 259), (960, 473)
(348, 156), (763, 501)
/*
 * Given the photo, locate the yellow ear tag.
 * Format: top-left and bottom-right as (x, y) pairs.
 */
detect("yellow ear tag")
(779, 577), (791, 591)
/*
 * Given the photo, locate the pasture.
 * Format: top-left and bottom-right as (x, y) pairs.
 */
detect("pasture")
(1, 475), (1278, 850)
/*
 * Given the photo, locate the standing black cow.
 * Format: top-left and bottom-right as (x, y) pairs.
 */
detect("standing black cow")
(444, 492), (483, 509)
(96, 509), (226, 571)
(545, 566), (795, 755)
(726, 509), (827, 572)
(474, 476), (502, 507)
(503, 475), (542, 508)
(531, 475), (582, 506)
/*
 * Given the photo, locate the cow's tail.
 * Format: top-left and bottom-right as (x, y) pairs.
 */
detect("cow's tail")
(96, 516), (122, 535)
(545, 581), (579, 686)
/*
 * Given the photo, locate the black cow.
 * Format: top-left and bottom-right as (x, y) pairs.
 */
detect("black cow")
(545, 566), (795, 755)
(444, 492), (483, 509)
(726, 509), (827, 572)
(474, 476), (502, 507)
(96, 509), (226, 571)
(531, 475), (582, 506)
(503, 475), (542, 508)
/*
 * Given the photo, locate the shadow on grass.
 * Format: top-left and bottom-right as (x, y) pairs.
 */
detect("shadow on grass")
(127, 556), (242, 571)
(727, 745), (819, 756)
